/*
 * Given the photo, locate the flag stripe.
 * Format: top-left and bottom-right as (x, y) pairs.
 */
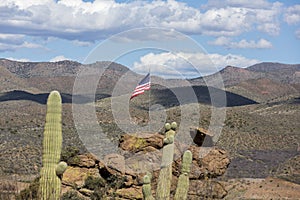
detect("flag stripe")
(130, 73), (151, 99)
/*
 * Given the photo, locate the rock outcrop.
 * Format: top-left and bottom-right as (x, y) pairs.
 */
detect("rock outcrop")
(59, 132), (230, 199)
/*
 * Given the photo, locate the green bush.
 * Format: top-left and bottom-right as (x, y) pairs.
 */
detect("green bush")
(84, 175), (106, 190)
(61, 146), (80, 164)
(61, 190), (84, 200)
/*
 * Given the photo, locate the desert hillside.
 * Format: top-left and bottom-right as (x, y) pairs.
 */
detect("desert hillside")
(0, 59), (299, 199)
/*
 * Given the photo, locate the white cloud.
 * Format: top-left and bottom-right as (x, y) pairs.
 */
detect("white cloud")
(0, 34), (45, 52)
(0, 34), (25, 45)
(0, 0), (283, 43)
(6, 57), (31, 62)
(203, 0), (272, 9)
(284, 5), (300, 25)
(50, 55), (70, 62)
(132, 52), (259, 78)
(209, 37), (272, 49)
(72, 40), (93, 47)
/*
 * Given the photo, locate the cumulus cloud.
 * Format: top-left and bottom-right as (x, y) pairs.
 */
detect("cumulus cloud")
(132, 52), (259, 78)
(0, 33), (45, 52)
(209, 37), (272, 49)
(0, 0), (283, 43)
(284, 5), (300, 25)
(203, 0), (272, 9)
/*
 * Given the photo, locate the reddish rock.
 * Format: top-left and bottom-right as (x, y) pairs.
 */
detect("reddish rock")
(62, 167), (100, 188)
(119, 133), (164, 153)
(104, 153), (126, 175)
(200, 148), (230, 177)
(115, 186), (143, 200)
(76, 153), (97, 168)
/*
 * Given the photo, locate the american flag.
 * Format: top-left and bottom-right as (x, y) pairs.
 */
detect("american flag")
(130, 73), (151, 99)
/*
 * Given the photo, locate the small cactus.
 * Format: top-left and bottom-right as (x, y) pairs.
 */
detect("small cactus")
(38, 91), (66, 200)
(142, 174), (154, 200)
(174, 150), (193, 200)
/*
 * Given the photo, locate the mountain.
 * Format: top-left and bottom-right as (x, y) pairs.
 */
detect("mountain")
(0, 59), (141, 97)
(248, 62), (300, 84)
(190, 62), (300, 103)
(1, 59), (299, 105)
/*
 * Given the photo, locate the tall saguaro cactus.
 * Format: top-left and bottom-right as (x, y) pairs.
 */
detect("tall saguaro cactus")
(39, 91), (66, 200)
(156, 122), (177, 200)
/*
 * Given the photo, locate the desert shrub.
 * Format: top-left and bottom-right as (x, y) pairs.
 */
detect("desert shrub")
(61, 146), (80, 164)
(16, 177), (39, 200)
(107, 174), (126, 189)
(61, 190), (84, 200)
(84, 175), (106, 190)
(0, 181), (18, 200)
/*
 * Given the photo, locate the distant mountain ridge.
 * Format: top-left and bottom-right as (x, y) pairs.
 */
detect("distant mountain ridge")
(0, 58), (299, 104)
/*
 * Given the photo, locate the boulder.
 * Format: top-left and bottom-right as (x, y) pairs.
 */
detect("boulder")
(115, 186), (143, 200)
(103, 153), (126, 175)
(77, 153), (98, 168)
(200, 148), (230, 177)
(119, 133), (164, 153)
(62, 167), (100, 188)
(190, 127), (214, 147)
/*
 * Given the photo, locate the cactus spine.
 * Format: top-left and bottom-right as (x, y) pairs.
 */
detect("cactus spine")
(39, 91), (64, 200)
(156, 122), (177, 200)
(174, 150), (193, 200)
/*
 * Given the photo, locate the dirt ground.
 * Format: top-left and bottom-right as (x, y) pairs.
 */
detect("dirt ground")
(223, 177), (300, 200)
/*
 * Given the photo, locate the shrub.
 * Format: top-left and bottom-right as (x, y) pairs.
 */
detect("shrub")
(61, 190), (84, 200)
(16, 177), (39, 200)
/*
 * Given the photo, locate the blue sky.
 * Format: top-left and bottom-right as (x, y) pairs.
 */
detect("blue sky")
(0, 0), (299, 78)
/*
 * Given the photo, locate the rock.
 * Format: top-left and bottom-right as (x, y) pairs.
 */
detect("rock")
(189, 180), (227, 199)
(189, 160), (203, 179)
(77, 153), (98, 168)
(190, 127), (214, 147)
(115, 186), (143, 200)
(62, 167), (100, 188)
(200, 148), (230, 177)
(125, 150), (162, 176)
(104, 153), (126, 175)
(79, 188), (93, 197)
(119, 133), (164, 153)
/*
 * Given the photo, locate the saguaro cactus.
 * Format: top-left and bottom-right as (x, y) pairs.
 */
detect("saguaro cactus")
(142, 122), (193, 200)
(156, 122), (177, 200)
(39, 91), (66, 200)
(142, 174), (155, 200)
(174, 150), (193, 200)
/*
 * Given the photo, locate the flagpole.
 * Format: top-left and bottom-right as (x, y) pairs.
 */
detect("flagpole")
(148, 68), (151, 133)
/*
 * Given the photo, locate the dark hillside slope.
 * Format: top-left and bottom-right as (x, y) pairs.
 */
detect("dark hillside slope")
(149, 85), (257, 108)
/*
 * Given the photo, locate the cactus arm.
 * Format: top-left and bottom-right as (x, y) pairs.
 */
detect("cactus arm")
(39, 91), (63, 200)
(56, 161), (68, 177)
(142, 174), (155, 200)
(174, 150), (193, 200)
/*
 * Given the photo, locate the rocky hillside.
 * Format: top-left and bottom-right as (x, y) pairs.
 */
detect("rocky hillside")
(190, 62), (300, 103)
